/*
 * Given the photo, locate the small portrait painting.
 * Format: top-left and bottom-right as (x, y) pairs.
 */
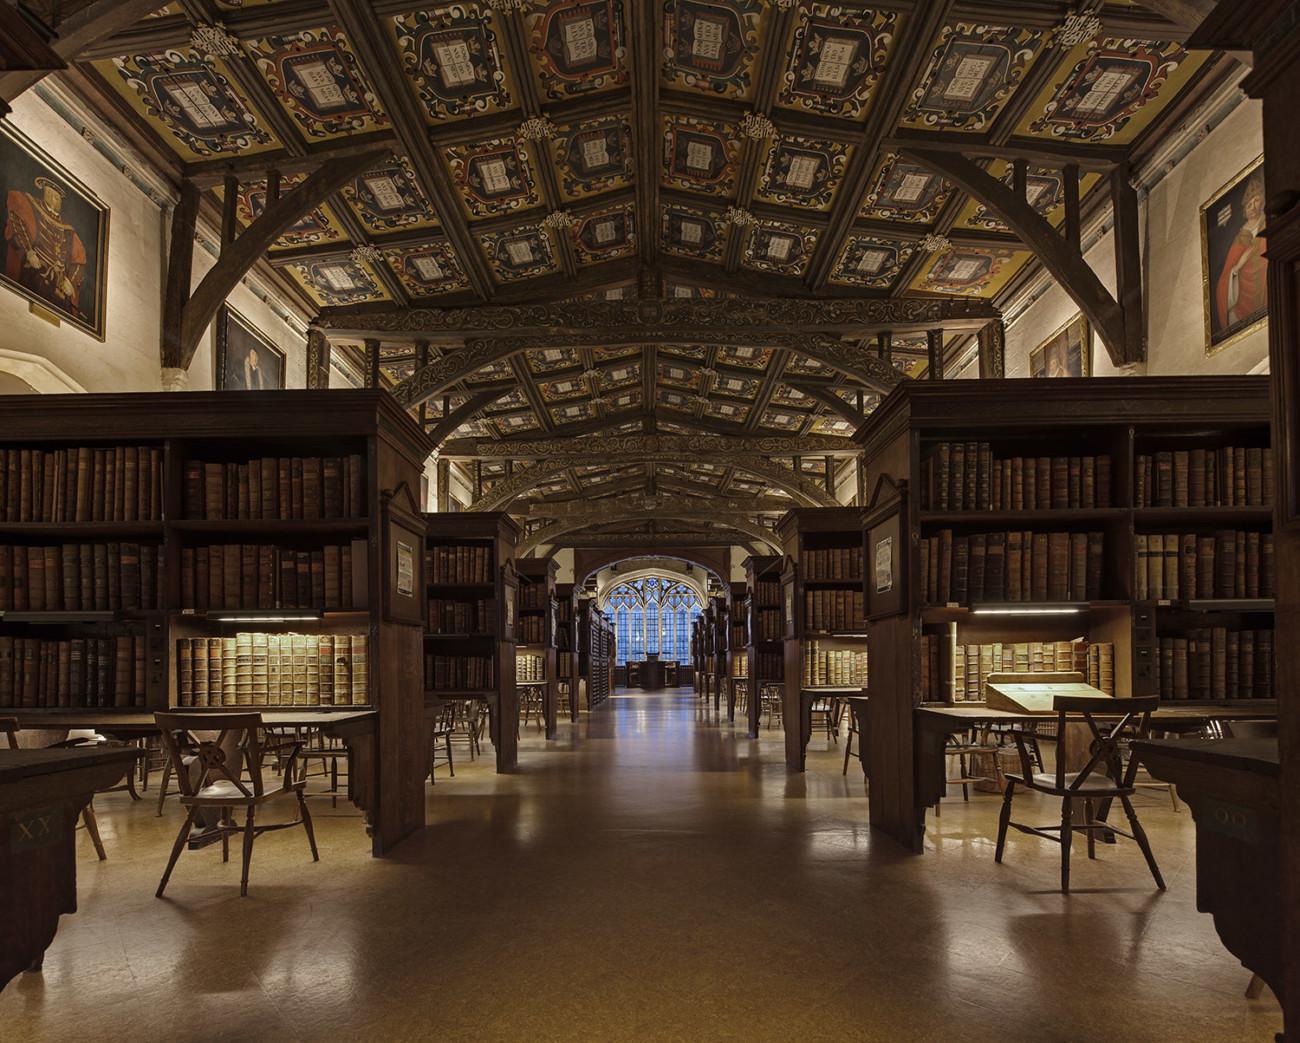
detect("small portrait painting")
(1030, 315), (1091, 378)
(1201, 157), (1267, 354)
(0, 123), (109, 339)
(216, 306), (285, 390)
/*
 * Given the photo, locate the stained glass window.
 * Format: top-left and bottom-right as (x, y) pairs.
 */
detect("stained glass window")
(601, 576), (704, 665)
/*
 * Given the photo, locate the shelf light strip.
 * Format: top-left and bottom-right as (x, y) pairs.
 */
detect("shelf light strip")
(209, 614), (323, 623)
(969, 606), (1084, 617)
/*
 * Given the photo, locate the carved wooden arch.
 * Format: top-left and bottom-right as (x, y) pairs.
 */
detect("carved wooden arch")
(899, 148), (1143, 367)
(472, 456), (836, 512)
(165, 148), (389, 370)
(426, 387), (512, 445)
(594, 565), (710, 608)
(392, 333), (904, 408)
(519, 512), (780, 557)
(573, 549), (733, 600)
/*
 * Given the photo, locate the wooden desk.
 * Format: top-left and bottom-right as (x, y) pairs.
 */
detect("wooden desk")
(0, 746), (139, 991)
(12, 710), (379, 849)
(907, 705), (1278, 854)
(1134, 737), (1282, 1003)
(785, 688), (866, 771)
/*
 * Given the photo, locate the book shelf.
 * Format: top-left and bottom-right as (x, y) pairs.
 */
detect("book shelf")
(854, 376), (1275, 852)
(743, 554), (784, 740)
(578, 597), (613, 709)
(776, 508), (868, 770)
(424, 511), (520, 771)
(516, 556), (559, 739)
(0, 391), (431, 855)
(698, 596), (727, 710)
(727, 581), (748, 723)
(554, 581), (578, 723)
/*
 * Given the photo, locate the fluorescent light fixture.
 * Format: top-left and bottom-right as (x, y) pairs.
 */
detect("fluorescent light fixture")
(210, 612), (323, 623)
(970, 604), (1085, 617)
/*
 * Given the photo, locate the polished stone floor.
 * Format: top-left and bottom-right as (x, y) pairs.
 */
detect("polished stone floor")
(0, 689), (1283, 1042)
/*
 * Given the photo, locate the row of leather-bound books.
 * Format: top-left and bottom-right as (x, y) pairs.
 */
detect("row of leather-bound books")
(751, 652), (782, 680)
(731, 653), (748, 678)
(175, 633), (368, 707)
(751, 580), (780, 606)
(921, 442), (1113, 512)
(1157, 629), (1273, 700)
(919, 637), (1113, 702)
(802, 546), (863, 581)
(517, 654), (544, 682)
(802, 641), (867, 687)
(428, 544), (492, 584)
(804, 588), (865, 632)
(920, 530), (1105, 605)
(752, 607), (783, 641)
(179, 543), (360, 611)
(519, 583), (549, 610)
(0, 543), (163, 612)
(558, 655), (572, 678)
(425, 654), (495, 691)
(0, 445), (163, 523)
(1134, 532), (1274, 600)
(0, 634), (146, 708)
(519, 616), (547, 644)
(428, 598), (496, 635)
(182, 455), (365, 521)
(1135, 447), (1272, 508)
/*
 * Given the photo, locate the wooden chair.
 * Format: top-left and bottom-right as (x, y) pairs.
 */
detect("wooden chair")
(809, 696), (837, 743)
(995, 696), (1165, 893)
(451, 698), (482, 761)
(429, 701), (456, 783)
(154, 712), (318, 898)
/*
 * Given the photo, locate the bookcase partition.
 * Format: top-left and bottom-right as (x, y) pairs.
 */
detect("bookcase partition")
(776, 508), (869, 770)
(578, 597), (613, 710)
(424, 511), (520, 772)
(516, 556), (559, 739)
(743, 554), (784, 740)
(854, 376), (1275, 853)
(0, 390), (432, 855)
(727, 581), (748, 723)
(554, 581), (578, 723)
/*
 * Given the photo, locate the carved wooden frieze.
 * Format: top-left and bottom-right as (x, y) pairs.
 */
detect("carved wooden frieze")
(442, 432), (858, 458)
(519, 511), (780, 555)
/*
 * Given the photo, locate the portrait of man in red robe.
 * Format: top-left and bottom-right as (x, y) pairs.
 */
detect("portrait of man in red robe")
(4, 176), (88, 320)
(1209, 168), (1267, 344)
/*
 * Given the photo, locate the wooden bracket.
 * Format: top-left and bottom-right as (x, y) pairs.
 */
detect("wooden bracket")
(899, 148), (1144, 367)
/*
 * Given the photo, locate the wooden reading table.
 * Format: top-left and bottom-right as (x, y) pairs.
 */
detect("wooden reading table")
(0, 745), (140, 991)
(1132, 737), (1281, 1004)
(11, 710), (379, 847)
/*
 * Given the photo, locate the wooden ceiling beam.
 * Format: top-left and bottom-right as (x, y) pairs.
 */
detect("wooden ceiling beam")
(326, 0), (494, 299)
(426, 387), (512, 446)
(510, 356), (557, 434)
(518, 512), (780, 557)
(630, 0), (660, 265)
(439, 432), (857, 461)
(902, 146), (1139, 366)
(786, 381), (864, 426)
(881, 131), (1124, 170)
(186, 131), (400, 185)
(806, 1), (957, 289)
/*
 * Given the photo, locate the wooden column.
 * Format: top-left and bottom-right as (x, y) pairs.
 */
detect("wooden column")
(1063, 162), (1081, 249)
(415, 341), (430, 427)
(977, 321), (1005, 379)
(1111, 163), (1145, 364)
(926, 328), (944, 380)
(266, 168), (281, 206)
(220, 174), (238, 251)
(1011, 157), (1028, 201)
(436, 457), (450, 512)
(364, 339), (381, 389)
(160, 180), (200, 373)
(306, 326), (331, 389)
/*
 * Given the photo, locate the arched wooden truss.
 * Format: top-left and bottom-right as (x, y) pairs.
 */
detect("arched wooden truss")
(518, 512), (780, 557)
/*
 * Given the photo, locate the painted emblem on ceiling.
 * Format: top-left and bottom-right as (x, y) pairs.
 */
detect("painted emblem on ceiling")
(1028, 38), (1187, 142)
(552, 116), (633, 200)
(480, 226), (557, 280)
(467, 359), (516, 384)
(772, 384), (810, 408)
(597, 362), (640, 389)
(661, 343), (708, 360)
(526, 0), (627, 100)
(527, 347), (582, 373)
(900, 22), (1045, 132)
(662, 205), (726, 261)
(910, 245), (1025, 297)
(539, 376), (589, 401)
(663, 0), (765, 99)
(595, 345), (640, 361)
(288, 257), (388, 306)
(607, 389), (642, 411)
(760, 408), (804, 432)
(246, 26), (386, 139)
(495, 411), (542, 433)
(573, 206), (636, 264)
(778, 5), (895, 120)
(447, 138), (540, 218)
(743, 221), (816, 276)
(756, 135), (851, 211)
(393, 6), (513, 121)
(342, 156), (438, 232)
(715, 344), (771, 370)
(711, 372), (759, 398)
(659, 362), (701, 389)
(383, 241), (470, 297)
(861, 155), (954, 223)
(786, 353), (833, 375)
(707, 399), (748, 422)
(831, 235), (913, 288)
(662, 115), (740, 193)
(812, 415), (855, 436)
(552, 401), (596, 424)
(230, 173), (344, 249)
(106, 50), (274, 159)
(967, 164), (1062, 230)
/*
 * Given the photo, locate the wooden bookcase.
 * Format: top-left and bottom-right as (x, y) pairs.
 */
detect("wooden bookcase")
(516, 556), (558, 739)
(854, 376), (1274, 852)
(0, 390), (431, 854)
(743, 554), (784, 740)
(424, 511), (520, 771)
(727, 581), (748, 723)
(578, 596), (613, 709)
(554, 581), (578, 723)
(776, 508), (869, 770)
